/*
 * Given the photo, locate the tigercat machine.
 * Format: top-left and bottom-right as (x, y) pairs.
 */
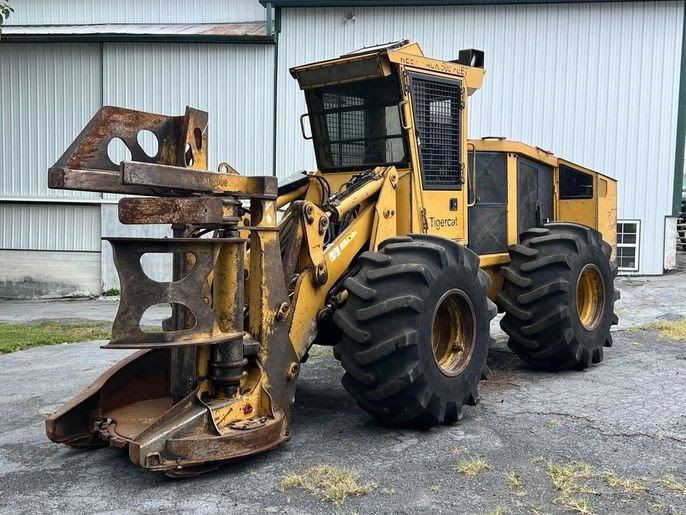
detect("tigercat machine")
(45, 41), (618, 475)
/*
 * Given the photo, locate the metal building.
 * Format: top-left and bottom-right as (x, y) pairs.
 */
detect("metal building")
(0, 0), (274, 296)
(1, 0), (684, 297)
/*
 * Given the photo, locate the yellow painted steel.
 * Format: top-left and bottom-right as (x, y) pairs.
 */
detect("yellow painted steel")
(284, 39), (617, 376)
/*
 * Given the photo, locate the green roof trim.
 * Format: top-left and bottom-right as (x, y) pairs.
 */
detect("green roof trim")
(260, 0), (639, 7)
(0, 34), (274, 43)
(674, 4), (686, 215)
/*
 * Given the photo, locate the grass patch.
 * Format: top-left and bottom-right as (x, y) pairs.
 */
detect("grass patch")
(602, 471), (646, 495)
(564, 496), (595, 515)
(456, 457), (491, 476)
(485, 507), (508, 515)
(0, 321), (111, 353)
(505, 471), (525, 495)
(102, 287), (120, 297)
(450, 446), (466, 456)
(538, 459), (597, 514)
(279, 464), (377, 506)
(306, 345), (334, 358)
(546, 460), (595, 495)
(633, 317), (686, 340)
(659, 474), (686, 495)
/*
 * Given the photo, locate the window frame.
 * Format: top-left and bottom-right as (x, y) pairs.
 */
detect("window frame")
(303, 75), (410, 172)
(559, 164), (594, 200)
(616, 219), (640, 273)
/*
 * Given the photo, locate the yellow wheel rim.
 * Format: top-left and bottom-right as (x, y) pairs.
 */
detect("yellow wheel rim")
(576, 264), (605, 331)
(431, 289), (476, 376)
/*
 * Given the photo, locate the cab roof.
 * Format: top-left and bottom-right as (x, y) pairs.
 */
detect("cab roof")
(289, 40), (485, 95)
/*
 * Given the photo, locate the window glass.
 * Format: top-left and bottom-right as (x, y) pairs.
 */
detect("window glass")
(616, 221), (639, 271)
(560, 165), (593, 199)
(305, 76), (407, 171)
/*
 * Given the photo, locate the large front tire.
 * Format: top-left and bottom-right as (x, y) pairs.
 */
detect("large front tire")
(497, 223), (619, 370)
(333, 235), (495, 427)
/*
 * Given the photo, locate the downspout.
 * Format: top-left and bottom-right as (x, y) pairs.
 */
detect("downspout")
(672, 2), (686, 215)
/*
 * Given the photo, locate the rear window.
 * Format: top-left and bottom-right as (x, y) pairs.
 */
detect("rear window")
(560, 165), (593, 199)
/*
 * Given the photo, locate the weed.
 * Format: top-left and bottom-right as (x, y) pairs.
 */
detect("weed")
(102, 288), (120, 296)
(564, 496), (595, 514)
(546, 417), (562, 427)
(457, 457), (491, 476)
(279, 465), (377, 506)
(506, 471), (525, 495)
(430, 484), (440, 493)
(546, 461), (594, 494)
(633, 317), (686, 340)
(659, 475), (686, 495)
(602, 471), (646, 495)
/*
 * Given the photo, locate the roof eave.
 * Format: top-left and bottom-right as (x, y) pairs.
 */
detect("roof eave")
(0, 33), (275, 44)
(260, 0), (637, 7)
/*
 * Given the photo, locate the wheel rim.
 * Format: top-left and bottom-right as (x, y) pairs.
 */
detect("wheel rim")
(576, 264), (605, 331)
(431, 289), (476, 377)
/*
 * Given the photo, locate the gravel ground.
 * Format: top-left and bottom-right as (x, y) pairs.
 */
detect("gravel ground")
(0, 274), (685, 514)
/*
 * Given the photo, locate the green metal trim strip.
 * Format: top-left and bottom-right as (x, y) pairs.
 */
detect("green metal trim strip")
(260, 0), (639, 7)
(271, 5), (281, 176)
(0, 34), (275, 44)
(673, 3), (686, 216)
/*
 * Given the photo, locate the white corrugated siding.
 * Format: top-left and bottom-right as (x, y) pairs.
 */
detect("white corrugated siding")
(0, 43), (102, 200)
(102, 42), (274, 174)
(0, 203), (101, 251)
(7, 0), (265, 24)
(100, 42), (275, 289)
(275, 1), (683, 274)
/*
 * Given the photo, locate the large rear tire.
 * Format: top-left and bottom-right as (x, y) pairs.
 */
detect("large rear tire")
(497, 223), (619, 370)
(333, 235), (495, 427)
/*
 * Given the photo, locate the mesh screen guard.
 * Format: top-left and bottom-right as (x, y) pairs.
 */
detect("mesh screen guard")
(305, 76), (408, 171)
(409, 73), (464, 190)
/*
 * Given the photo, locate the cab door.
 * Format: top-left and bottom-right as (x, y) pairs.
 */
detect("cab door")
(407, 71), (468, 241)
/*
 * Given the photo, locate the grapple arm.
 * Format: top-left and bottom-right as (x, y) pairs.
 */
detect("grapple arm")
(46, 106), (297, 475)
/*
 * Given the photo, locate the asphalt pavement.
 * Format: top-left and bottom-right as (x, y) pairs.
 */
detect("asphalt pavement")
(0, 273), (685, 514)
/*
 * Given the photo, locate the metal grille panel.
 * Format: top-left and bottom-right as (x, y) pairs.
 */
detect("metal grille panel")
(410, 74), (463, 189)
(468, 152), (508, 255)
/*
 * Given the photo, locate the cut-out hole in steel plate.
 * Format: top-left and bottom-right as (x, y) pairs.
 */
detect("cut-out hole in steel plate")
(140, 252), (197, 283)
(107, 137), (132, 165)
(141, 302), (197, 333)
(194, 127), (203, 150)
(137, 129), (159, 159)
(184, 143), (194, 167)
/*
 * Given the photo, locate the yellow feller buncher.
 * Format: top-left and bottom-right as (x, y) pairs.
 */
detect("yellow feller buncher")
(46, 41), (619, 475)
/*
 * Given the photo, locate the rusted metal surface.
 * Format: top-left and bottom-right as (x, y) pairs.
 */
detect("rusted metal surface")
(122, 161), (278, 198)
(178, 106), (209, 170)
(51, 105), (208, 173)
(46, 349), (169, 445)
(45, 105), (302, 475)
(118, 197), (240, 225)
(106, 237), (244, 349)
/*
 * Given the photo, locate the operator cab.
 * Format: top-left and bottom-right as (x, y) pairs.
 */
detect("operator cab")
(291, 40), (485, 244)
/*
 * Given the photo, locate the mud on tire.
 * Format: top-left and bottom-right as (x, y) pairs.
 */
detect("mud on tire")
(333, 235), (495, 427)
(497, 222), (620, 370)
